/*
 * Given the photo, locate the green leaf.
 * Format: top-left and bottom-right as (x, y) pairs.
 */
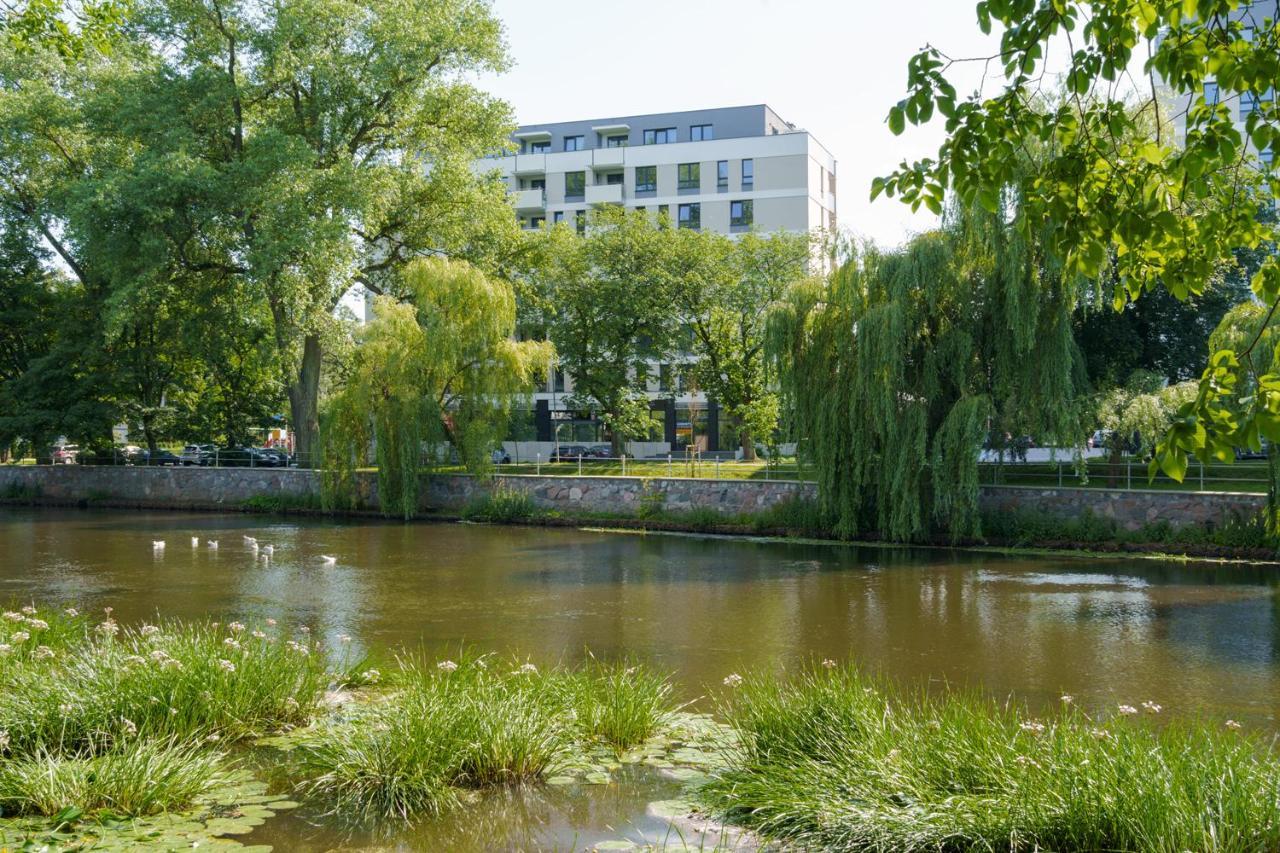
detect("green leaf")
(888, 105), (906, 136)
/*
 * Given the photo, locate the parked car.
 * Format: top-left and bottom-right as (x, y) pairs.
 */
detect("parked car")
(491, 447), (511, 465)
(1235, 444), (1270, 461)
(134, 448), (182, 466)
(551, 445), (589, 462)
(180, 444), (217, 466)
(257, 447), (294, 467)
(51, 444), (79, 465)
(584, 446), (612, 459)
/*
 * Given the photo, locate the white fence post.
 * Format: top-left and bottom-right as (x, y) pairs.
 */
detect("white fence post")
(578, 454), (582, 476)
(621, 454), (627, 476)
(667, 454), (672, 477)
(536, 453), (541, 476)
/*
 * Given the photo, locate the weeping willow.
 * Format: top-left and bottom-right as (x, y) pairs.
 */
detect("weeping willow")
(321, 258), (554, 519)
(768, 201), (1090, 542)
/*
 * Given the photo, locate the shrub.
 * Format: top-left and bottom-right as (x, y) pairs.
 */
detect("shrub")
(700, 664), (1280, 851)
(460, 487), (537, 522)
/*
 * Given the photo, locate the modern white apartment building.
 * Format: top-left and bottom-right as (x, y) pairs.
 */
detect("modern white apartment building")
(482, 105), (838, 454)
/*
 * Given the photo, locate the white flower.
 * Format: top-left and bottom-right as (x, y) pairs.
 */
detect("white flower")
(1117, 704), (1138, 716)
(140, 624), (160, 637)
(97, 620), (118, 637)
(206, 733), (221, 743)
(25, 618), (48, 631)
(251, 630), (266, 639)
(223, 637), (241, 650)
(227, 622), (245, 633)
(0, 730), (8, 751)
(723, 673), (744, 687)
(1141, 701), (1162, 714)
(103, 606), (113, 616)
(58, 703), (74, 716)
(1019, 720), (1046, 734)
(0, 644), (10, 656)
(33, 646), (54, 660)
(265, 618), (277, 626)
(338, 634), (351, 644)
(63, 607), (78, 617)
(1, 612), (21, 622)
(20, 606), (36, 616)
(821, 659), (837, 669)
(437, 660), (458, 672)
(362, 669), (381, 684)
(217, 659), (236, 673)
(517, 663), (538, 675)
(299, 626), (310, 634)
(1090, 727), (1111, 740)
(1060, 694), (1074, 704)
(1226, 719), (1243, 730)
(120, 717), (137, 736)
(123, 654), (146, 665)
(475, 658), (487, 670)
(286, 640), (309, 655)
(10, 631), (29, 643)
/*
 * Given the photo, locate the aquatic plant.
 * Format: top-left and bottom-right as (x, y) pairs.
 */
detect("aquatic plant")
(699, 664), (1280, 851)
(460, 487), (538, 523)
(561, 658), (675, 752)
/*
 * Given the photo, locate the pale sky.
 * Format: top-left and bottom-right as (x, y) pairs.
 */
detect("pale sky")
(473, 0), (1010, 249)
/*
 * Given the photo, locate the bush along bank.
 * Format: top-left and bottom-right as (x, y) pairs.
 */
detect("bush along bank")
(455, 488), (1280, 562)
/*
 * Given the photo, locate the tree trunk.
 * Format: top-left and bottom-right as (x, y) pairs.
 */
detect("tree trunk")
(143, 423), (159, 463)
(289, 334), (323, 467)
(739, 426), (757, 462)
(610, 432), (625, 458)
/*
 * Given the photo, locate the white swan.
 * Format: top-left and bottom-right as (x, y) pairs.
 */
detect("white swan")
(152, 540), (165, 550)
(207, 540), (218, 550)
(243, 535), (256, 545)
(191, 537), (199, 547)
(320, 555), (336, 565)
(262, 545), (274, 558)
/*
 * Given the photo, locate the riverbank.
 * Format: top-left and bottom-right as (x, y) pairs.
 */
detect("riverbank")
(1, 465), (1276, 563)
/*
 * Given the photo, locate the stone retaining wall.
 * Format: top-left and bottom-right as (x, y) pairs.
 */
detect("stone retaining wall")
(0, 465), (1266, 532)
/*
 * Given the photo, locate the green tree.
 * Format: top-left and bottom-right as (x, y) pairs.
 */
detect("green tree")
(321, 258), (552, 518)
(1095, 370), (1197, 485)
(540, 209), (681, 455)
(673, 229), (811, 461)
(876, 0), (1279, 482)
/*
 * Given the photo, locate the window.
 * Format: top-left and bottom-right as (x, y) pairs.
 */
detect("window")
(553, 211), (565, 224)
(658, 204), (669, 219)
(564, 135), (584, 152)
(678, 163), (700, 190)
(565, 171), (585, 200)
(606, 134), (629, 147)
(1262, 148), (1275, 167)
(529, 216), (545, 229)
(575, 210), (586, 235)
(635, 166), (657, 193)
(690, 124), (713, 141)
(605, 171), (624, 185)
(643, 127), (676, 145)
(528, 140), (550, 154)
(741, 159), (754, 189)
(717, 160), (728, 189)
(1242, 88), (1274, 119)
(678, 203), (700, 230)
(530, 178), (546, 190)
(1204, 82), (1220, 105)
(634, 205), (645, 212)
(730, 199), (753, 228)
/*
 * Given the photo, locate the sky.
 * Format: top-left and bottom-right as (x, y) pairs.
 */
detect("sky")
(472, 0), (1009, 249)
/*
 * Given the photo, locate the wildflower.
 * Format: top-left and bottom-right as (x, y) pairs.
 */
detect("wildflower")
(286, 640), (309, 655)
(1141, 701), (1162, 714)
(217, 659), (236, 673)
(120, 717), (137, 736)
(10, 631), (29, 643)
(518, 663), (538, 675)
(475, 658), (487, 670)
(0, 644), (9, 656)
(437, 660), (458, 672)
(821, 659), (837, 669)
(20, 606), (35, 616)
(148, 649), (170, 662)
(362, 669), (381, 684)
(223, 637), (241, 650)
(0, 730), (8, 751)
(97, 620), (118, 637)
(299, 626), (310, 634)
(1117, 704), (1138, 716)
(886, 748), (900, 761)
(624, 666), (637, 675)
(33, 646), (53, 660)
(228, 621), (245, 633)
(63, 607), (78, 617)
(1019, 720), (1046, 734)
(266, 618), (277, 626)
(169, 707), (178, 716)
(1226, 719), (1243, 730)
(252, 630), (266, 639)
(1, 612), (21, 622)
(1090, 728), (1110, 740)
(140, 624), (160, 637)
(25, 618), (48, 631)
(123, 654), (146, 665)
(284, 697), (299, 711)
(103, 606), (113, 615)
(206, 733), (221, 743)
(723, 673), (744, 687)
(1060, 694), (1074, 704)
(58, 703), (74, 716)
(338, 634), (352, 644)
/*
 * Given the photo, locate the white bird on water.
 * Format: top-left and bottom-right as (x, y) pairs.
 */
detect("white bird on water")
(320, 555), (336, 565)
(152, 540), (165, 551)
(191, 537), (199, 547)
(262, 545), (274, 558)
(243, 535), (257, 545)
(207, 540), (218, 550)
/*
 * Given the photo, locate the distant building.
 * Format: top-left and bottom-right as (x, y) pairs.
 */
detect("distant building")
(481, 105), (837, 456)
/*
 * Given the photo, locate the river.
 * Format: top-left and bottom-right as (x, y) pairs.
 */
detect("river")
(2, 506), (1278, 849)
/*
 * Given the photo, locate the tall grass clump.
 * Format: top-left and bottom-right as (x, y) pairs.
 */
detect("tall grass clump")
(700, 664), (1280, 851)
(0, 606), (340, 756)
(0, 738), (226, 818)
(299, 654), (674, 821)
(460, 487), (537, 523)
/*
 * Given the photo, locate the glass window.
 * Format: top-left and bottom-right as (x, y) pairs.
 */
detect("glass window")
(690, 124), (713, 141)
(530, 178), (545, 189)
(635, 166), (657, 193)
(742, 159), (754, 188)
(658, 204), (669, 219)
(606, 134), (629, 147)
(1262, 148), (1274, 167)
(575, 210), (586, 235)
(730, 199), (753, 228)
(643, 127), (676, 145)
(678, 203), (700, 230)
(529, 216), (544, 229)
(678, 163), (700, 190)
(565, 171), (585, 199)
(717, 160), (728, 189)
(1204, 82), (1220, 105)
(1241, 87), (1274, 119)
(528, 140), (550, 153)
(553, 211), (565, 224)
(564, 135), (584, 152)
(605, 172), (624, 185)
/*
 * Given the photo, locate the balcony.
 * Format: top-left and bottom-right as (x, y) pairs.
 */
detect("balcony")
(511, 188), (545, 211)
(513, 154), (546, 175)
(592, 147), (626, 169)
(585, 184), (624, 205)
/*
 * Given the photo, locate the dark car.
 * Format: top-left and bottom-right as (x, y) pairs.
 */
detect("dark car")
(133, 448), (182, 466)
(584, 446), (612, 459)
(258, 447), (294, 467)
(551, 445), (589, 462)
